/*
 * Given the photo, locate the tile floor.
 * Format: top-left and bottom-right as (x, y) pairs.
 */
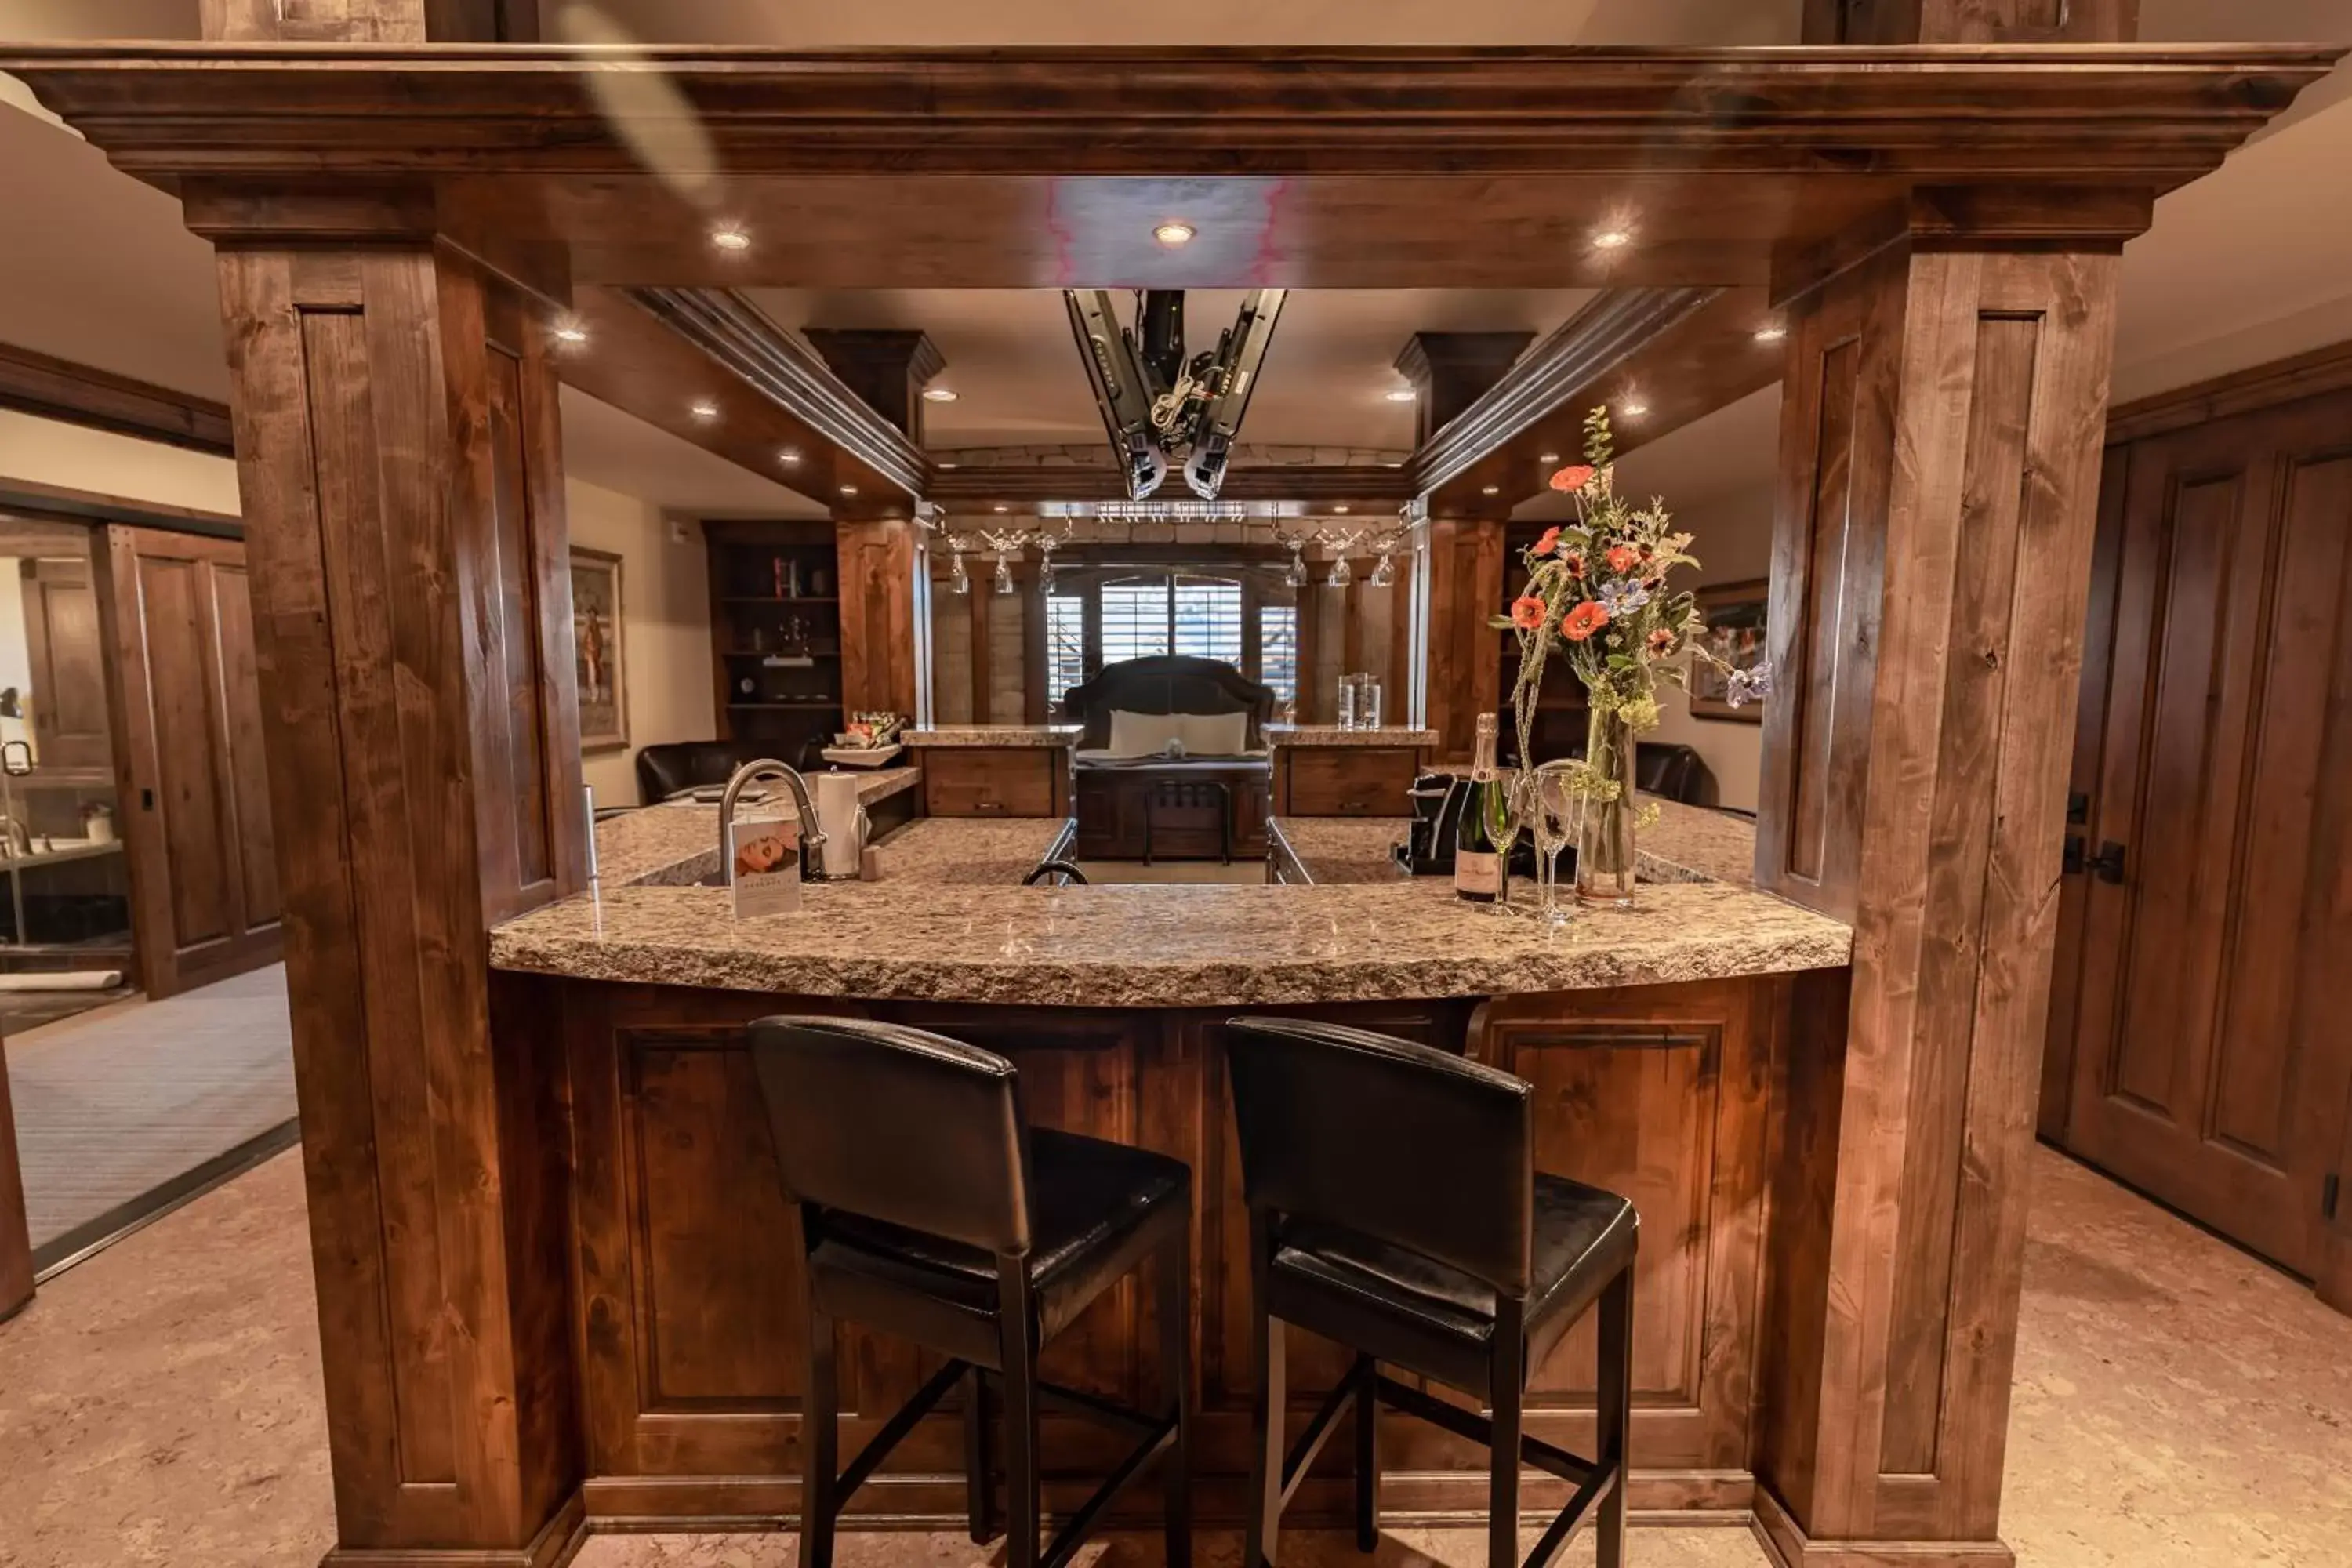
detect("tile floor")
(0, 1145), (2345, 1567)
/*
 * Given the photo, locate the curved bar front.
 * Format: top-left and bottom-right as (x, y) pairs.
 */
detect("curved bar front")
(488, 806), (1852, 1541)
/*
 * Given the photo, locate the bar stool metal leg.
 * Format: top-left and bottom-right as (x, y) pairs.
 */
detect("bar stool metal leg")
(1243, 1215), (1285, 1568)
(1353, 1360), (1379, 1552)
(802, 1305), (841, 1568)
(1595, 1269), (1632, 1568)
(998, 1269), (1043, 1568)
(1487, 1299), (1525, 1568)
(1160, 1228), (1194, 1568)
(964, 1365), (998, 1545)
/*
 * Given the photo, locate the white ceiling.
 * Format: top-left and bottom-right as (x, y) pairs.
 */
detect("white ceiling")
(0, 0), (2347, 514)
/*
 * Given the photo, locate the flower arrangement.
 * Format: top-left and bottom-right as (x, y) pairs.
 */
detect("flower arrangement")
(1490, 407), (1767, 901)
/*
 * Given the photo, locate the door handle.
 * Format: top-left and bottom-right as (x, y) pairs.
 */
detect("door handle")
(2087, 840), (2126, 885)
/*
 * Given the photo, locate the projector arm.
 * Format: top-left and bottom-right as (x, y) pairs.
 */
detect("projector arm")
(1182, 287), (1286, 500)
(1065, 289), (1168, 499)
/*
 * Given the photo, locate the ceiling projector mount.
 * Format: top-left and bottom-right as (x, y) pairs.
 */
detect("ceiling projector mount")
(1064, 288), (1287, 502)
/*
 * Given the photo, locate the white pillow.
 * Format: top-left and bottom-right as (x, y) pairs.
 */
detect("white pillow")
(1107, 709), (1185, 758)
(1175, 711), (1250, 757)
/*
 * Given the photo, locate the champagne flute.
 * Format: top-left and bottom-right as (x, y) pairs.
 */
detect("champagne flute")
(1529, 764), (1578, 927)
(1485, 766), (1526, 917)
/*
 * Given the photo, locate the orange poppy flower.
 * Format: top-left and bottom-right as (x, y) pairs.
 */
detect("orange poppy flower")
(1532, 527), (1561, 557)
(1561, 601), (1610, 641)
(1563, 551), (1586, 580)
(1604, 543), (1639, 574)
(1548, 463), (1597, 493)
(1510, 594), (1548, 630)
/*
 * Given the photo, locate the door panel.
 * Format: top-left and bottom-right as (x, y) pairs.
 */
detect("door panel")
(97, 526), (282, 997)
(20, 558), (112, 773)
(2056, 391), (2352, 1277)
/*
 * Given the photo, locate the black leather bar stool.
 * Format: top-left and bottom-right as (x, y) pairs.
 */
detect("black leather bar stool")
(1222, 1018), (1637, 1568)
(750, 1016), (1194, 1568)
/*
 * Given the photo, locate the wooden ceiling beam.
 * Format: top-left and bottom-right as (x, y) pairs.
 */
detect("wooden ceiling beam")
(0, 339), (233, 457)
(555, 285), (920, 512)
(1412, 288), (1791, 510)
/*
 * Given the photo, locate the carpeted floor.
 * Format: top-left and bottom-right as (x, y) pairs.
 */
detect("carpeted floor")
(2, 964), (296, 1249)
(0, 1145), (2344, 1567)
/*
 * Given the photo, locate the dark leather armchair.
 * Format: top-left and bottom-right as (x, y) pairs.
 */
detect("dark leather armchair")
(635, 739), (815, 805)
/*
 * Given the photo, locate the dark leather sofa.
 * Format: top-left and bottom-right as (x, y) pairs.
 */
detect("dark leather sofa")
(635, 739), (811, 806)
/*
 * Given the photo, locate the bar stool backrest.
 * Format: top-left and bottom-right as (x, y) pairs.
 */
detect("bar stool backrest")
(750, 1015), (1035, 1256)
(1224, 1018), (1534, 1295)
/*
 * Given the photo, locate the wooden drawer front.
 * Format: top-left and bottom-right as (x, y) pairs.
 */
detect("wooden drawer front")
(1284, 747), (1418, 816)
(922, 749), (1057, 816)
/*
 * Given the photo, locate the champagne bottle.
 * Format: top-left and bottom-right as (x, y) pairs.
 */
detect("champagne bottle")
(1454, 712), (1504, 902)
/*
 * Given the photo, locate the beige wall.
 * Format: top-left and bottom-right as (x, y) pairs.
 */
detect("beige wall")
(1647, 483), (1774, 811)
(564, 478), (715, 807)
(0, 408), (242, 515)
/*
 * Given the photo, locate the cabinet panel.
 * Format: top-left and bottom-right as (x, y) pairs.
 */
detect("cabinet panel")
(1281, 746), (1419, 817)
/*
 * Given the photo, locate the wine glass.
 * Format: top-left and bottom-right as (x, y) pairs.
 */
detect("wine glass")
(1527, 764), (1580, 927)
(1485, 766), (1526, 917)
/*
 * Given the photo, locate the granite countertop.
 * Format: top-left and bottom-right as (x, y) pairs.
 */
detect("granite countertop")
(1271, 796), (1759, 888)
(593, 767), (920, 888)
(492, 874), (1850, 1008)
(1265, 725), (1439, 749)
(506, 782), (1842, 1008)
(904, 726), (1082, 747)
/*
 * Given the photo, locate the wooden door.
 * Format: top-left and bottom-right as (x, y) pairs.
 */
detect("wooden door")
(20, 557), (112, 772)
(96, 526), (281, 997)
(2051, 390), (2352, 1277)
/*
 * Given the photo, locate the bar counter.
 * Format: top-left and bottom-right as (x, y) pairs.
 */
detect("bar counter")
(486, 798), (1852, 1540)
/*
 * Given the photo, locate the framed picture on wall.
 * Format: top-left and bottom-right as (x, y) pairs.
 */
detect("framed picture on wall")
(1688, 578), (1768, 724)
(570, 546), (628, 752)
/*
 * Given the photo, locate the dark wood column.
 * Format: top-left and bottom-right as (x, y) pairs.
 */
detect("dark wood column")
(212, 227), (587, 1562)
(1394, 332), (1534, 447)
(838, 509), (923, 717)
(1802, 0), (2135, 43)
(804, 329), (946, 444)
(1752, 230), (2123, 1563)
(1421, 511), (1506, 760)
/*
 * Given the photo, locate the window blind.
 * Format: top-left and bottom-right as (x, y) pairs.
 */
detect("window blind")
(1173, 576), (1243, 666)
(1100, 579), (1172, 665)
(1046, 594), (1086, 706)
(1259, 604), (1298, 702)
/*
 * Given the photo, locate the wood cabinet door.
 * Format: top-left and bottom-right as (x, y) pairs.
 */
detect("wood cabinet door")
(96, 526), (282, 998)
(20, 557), (112, 772)
(2056, 391), (2352, 1277)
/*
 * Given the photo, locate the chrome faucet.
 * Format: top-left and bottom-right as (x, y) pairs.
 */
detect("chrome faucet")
(717, 759), (828, 884)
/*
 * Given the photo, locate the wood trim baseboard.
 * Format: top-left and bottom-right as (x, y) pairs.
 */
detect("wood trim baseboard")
(1751, 1486), (2014, 1568)
(2106, 337), (2352, 446)
(0, 340), (234, 456)
(324, 1492), (586, 1568)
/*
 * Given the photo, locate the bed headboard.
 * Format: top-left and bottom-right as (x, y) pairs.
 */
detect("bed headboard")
(1062, 655), (1276, 750)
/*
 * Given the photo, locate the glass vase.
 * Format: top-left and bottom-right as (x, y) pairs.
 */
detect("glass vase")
(1576, 706), (1639, 907)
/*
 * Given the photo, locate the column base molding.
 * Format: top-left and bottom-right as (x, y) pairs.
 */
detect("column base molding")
(322, 1494), (586, 1568)
(1753, 1487), (2013, 1568)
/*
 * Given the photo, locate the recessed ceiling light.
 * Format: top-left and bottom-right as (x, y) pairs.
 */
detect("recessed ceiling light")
(937, 461), (960, 470)
(993, 504), (1010, 514)
(710, 226), (751, 252)
(1753, 323), (1788, 343)
(778, 448), (803, 466)
(1333, 505), (1350, 514)
(1384, 388), (1417, 404)
(1621, 400), (1650, 418)
(1538, 452), (1560, 464)
(1482, 485), (1501, 495)
(1593, 228), (1633, 250)
(922, 387), (960, 403)
(840, 485), (858, 497)
(1385, 460), (1405, 468)
(1153, 221), (1196, 247)
(690, 399), (720, 422)
(552, 323), (587, 345)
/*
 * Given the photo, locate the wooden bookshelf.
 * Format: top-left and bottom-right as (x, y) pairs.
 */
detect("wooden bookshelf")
(705, 520), (844, 764)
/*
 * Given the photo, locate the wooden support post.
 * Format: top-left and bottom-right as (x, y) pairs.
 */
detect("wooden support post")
(1753, 230), (2123, 1565)
(212, 228), (587, 1562)
(1422, 513), (1505, 760)
(1802, 0), (2137, 43)
(838, 511), (922, 717)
